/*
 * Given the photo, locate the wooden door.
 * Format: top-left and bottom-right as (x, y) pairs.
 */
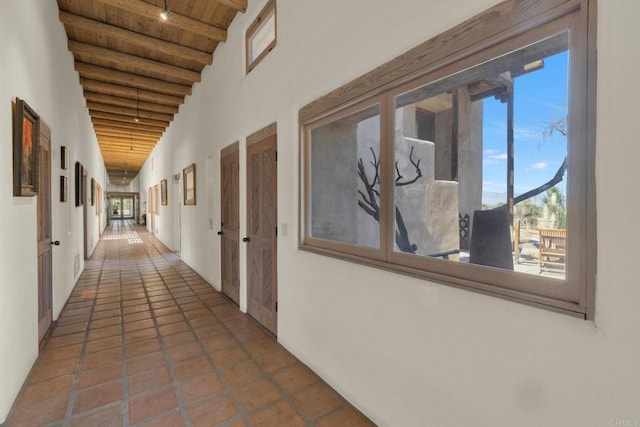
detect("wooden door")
(149, 186), (156, 235)
(82, 167), (88, 259)
(172, 177), (181, 252)
(37, 122), (53, 342)
(246, 126), (277, 334)
(220, 143), (240, 305)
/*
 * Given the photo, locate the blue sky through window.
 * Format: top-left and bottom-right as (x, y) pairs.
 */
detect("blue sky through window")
(482, 51), (568, 207)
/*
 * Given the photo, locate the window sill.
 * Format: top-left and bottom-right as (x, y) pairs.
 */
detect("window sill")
(299, 242), (587, 319)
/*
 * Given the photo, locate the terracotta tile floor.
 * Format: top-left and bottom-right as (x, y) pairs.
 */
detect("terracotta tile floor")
(5, 221), (375, 427)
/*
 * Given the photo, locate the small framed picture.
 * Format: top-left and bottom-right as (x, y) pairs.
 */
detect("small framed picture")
(90, 178), (95, 206)
(75, 162), (83, 207)
(183, 163), (196, 205)
(161, 179), (168, 205)
(60, 176), (68, 202)
(61, 146), (68, 170)
(12, 98), (40, 197)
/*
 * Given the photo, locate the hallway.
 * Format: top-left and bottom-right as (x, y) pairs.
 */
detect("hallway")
(5, 222), (373, 427)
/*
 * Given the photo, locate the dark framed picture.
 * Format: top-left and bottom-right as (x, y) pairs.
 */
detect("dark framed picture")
(12, 98), (40, 197)
(61, 146), (68, 170)
(60, 176), (68, 202)
(183, 163), (196, 205)
(161, 179), (168, 205)
(90, 178), (95, 206)
(75, 162), (83, 207)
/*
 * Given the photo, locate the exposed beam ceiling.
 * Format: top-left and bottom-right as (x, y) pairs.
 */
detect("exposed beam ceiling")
(57, 0), (244, 184)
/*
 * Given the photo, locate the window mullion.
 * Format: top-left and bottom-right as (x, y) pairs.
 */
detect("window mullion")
(380, 93), (395, 261)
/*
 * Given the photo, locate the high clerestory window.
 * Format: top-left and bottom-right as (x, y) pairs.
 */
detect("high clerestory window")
(299, 0), (597, 318)
(246, 0), (276, 73)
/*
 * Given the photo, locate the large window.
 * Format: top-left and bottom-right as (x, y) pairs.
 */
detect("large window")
(300, 0), (596, 318)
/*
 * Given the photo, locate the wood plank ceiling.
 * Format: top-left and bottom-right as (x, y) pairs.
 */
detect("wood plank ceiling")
(57, 0), (246, 184)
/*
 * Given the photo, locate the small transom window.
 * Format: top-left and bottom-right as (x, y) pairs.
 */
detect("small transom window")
(246, 0), (276, 73)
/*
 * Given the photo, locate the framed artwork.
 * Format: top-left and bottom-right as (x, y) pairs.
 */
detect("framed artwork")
(95, 184), (102, 215)
(161, 179), (168, 205)
(60, 176), (68, 202)
(75, 162), (83, 206)
(183, 163), (196, 205)
(61, 146), (68, 170)
(90, 178), (95, 206)
(12, 98), (40, 197)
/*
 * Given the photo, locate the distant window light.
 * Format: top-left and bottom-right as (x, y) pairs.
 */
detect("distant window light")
(246, 0), (276, 73)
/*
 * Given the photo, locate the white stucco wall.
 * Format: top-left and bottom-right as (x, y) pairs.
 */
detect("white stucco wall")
(0, 1), (107, 422)
(138, 0), (640, 425)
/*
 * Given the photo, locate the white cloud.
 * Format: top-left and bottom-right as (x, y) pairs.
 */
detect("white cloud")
(531, 162), (549, 169)
(485, 153), (508, 163)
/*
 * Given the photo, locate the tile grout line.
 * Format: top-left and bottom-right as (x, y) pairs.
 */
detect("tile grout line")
(119, 233), (131, 427)
(61, 245), (104, 426)
(150, 232), (317, 425)
(141, 238), (193, 427)
(148, 233), (255, 426)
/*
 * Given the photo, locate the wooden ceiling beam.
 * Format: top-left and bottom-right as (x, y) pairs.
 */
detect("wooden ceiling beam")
(104, 154), (151, 160)
(102, 155), (150, 161)
(76, 63), (191, 97)
(96, 134), (158, 144)
(95, 0), (228, 42)
(96, 134), (160, 144)
(80, 79), (183, 106)
(87, 101), (174, 122)
(84, 91), (178, 117)
(85, 92), (178, 115)
(59, 11), (213, 65)
(90, 110), (170, 127)
(98, 136), (157, 144)
(99, 141), (157, 150)
(93, 125), (163, 138)
(102, 154), (150, 160)
(69, 41), (201, 85)
(100, 147), (155, 154)
(91, 117), (167, 132)
(108, 173), (140, 178)
(98, 140), (157, 150)
(216, 0), (248, 13)
(108, 172), (139, 176)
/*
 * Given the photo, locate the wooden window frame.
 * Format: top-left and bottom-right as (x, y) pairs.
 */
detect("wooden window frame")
(245, 0), (277, 74)
(303, 96), (389, 261)
(299, 0), (597, 319)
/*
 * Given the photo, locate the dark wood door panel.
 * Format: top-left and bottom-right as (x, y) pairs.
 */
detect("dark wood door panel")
(221, 144), (240, 305)
(246, 133), (277, 334)
(37, 122), (52, 343)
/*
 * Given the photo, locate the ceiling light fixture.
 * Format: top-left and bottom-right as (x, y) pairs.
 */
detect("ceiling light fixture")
(134, 87), (141, 123)
(160, 0), (171, 20)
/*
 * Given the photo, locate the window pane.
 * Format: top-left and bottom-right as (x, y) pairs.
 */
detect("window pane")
(250, 11), (275, 62)
(310, 104), (381, 248)
(393, 34), (568, 280)
(122, 197), (133, 217)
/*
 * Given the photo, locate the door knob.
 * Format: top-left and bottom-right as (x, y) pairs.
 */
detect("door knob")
(217, 231), (223, 236)
(242, 237), (250, 243)
(50, 240), (60, 246)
